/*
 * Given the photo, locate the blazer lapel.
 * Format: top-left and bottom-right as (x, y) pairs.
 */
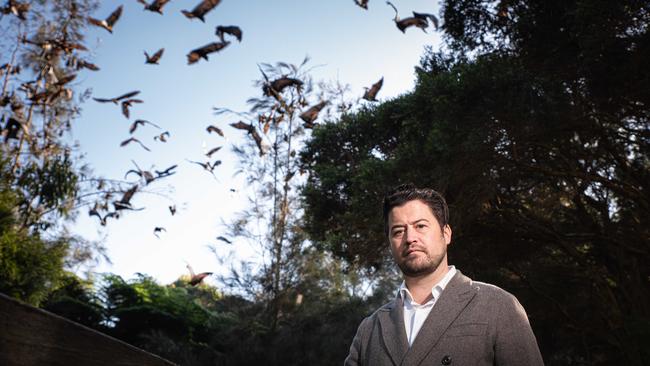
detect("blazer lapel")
(402, 271), (477, 366)
(378, 297), (409, 365)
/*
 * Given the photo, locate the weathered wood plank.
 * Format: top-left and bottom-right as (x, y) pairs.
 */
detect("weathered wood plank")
(0, 292), (176, 366)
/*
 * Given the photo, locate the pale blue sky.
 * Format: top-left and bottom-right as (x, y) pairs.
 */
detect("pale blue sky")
(70, 0), (442, 285)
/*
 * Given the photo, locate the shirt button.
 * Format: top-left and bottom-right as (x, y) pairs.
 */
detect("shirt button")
(441, 355), (452, 365)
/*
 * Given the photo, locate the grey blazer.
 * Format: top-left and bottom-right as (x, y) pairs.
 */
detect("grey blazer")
(344, 271), (544, 366)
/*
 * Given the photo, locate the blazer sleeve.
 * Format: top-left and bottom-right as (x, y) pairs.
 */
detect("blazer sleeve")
(494, 294), (545, 366)
(344, 316), (371, 366)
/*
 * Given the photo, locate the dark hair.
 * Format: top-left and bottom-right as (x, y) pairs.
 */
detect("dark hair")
(382, 183), (449, 236)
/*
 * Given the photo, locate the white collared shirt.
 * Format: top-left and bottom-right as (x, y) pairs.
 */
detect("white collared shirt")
(398, 266), (457, 346)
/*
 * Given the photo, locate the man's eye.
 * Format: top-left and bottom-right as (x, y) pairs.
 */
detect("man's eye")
(392, 230), (404, 237)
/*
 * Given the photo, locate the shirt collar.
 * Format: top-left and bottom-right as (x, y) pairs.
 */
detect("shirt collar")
(398, 265), (457, 304)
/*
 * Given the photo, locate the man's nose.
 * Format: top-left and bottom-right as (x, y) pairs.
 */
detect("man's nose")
(405, 226), (417, 243)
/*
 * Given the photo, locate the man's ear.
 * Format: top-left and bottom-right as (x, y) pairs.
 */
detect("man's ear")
(443, 225), (452, 245)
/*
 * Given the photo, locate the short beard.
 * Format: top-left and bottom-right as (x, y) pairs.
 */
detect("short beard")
(398, 250), (445, 278)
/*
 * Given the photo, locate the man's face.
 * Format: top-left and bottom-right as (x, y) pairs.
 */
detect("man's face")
(387, 199), (452, 278)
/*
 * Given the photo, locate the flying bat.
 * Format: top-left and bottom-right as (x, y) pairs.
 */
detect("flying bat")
(144, 48), (164, 64)
(262, 77), (303, 99)
(215, 25), (242, 42)
(187, 159), (221, 172)
(93, 90), (140, 104)
(299, 100), (329, 128)
(153, 226), (166, 238)
(354, 0), (369, 10)
(137, 0), (171, 14)
(120, 137), (151, 152)
(155, 164), (178, 178)
(4, 117), (24, 141)
(113, 184), (139, 210)
(74, 59), (99, 71)
(181, 0), (221, 22)
(230, 121), (266, 156)
(187, 41), (230, 65)
(87, 5), (123, 33)
(205, 146), (222, 158)
(387, 2), (438, 33)
(362, 77), (383, 101)
(206, 125), (224, 136)
(1, 0), (30, 20)
(125, 167), (155, 184)
(129, 119), (160, 134)
(88, 205), (118, 226)
(121, 98), (143, 119)
(154, 131), (170, 142)
(412, 12), (439, 30)
(216, 236), (232, 244)
(186, 263), (213, 286)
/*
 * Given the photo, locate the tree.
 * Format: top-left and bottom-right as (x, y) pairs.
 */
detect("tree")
(300, 1), (649, 364)
(216, 57), (359, 335)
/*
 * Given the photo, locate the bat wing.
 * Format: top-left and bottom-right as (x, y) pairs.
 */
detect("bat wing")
(229, 121), (254, 133)
(206, 125), (224, 136)
(413, 11), (439, 29)
(202, 41), (230, 54)
(87, 17), (104, 28)
(121, 101), (130, 119)
(92, 97), (113, 103)
(193, 0), (221, 16)
(206, 146), (222, 157)
(152, 48), (164, 62)
(117, 90), (141, 100)
(120, 138), (135, 147)
(106, 5), (123, 27)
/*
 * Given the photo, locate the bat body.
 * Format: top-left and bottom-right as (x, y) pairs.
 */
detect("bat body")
(137, 0), (171, 14)
(120, 137), (151, 152)
(121, 99), (143, 119)
(144, 48), (164, 64)
(216, 25), (242, 42)
(154, 131), (170, 142)
(299, 101), (329, 127)
(153, 226), (166, 238)
(186, 263), (213, 286)
(387, 2), (439, 33)
(206, 125), (224, 136)
(114, 185), (139, 210)
(187, 41), (230, 64)
(354, 0), (369, 10)
(129, 119), (161, 134)
(262, 77), (303, 99)
(363, 77), (383, 101)
(88, 5), (123, 33)
(181, 0), (221, 22)
(230, 121), (266, 156)
(1, 0), (30, 20)
(88, 206), (118, 226)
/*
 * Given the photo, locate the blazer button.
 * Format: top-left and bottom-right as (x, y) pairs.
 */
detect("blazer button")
(441, 355), (452, 365)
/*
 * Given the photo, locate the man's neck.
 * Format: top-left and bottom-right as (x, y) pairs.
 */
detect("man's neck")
(404, 265), (450, 304)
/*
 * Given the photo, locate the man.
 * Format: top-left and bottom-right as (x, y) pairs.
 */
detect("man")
(345, 184), (544, 366)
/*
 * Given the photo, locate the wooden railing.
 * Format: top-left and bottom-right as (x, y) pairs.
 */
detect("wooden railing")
(0, 292), (176, 366)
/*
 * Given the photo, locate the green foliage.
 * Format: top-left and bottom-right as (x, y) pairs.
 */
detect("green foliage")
(301, 1), (649, 365)
(0, 189), (68, 306)
(42, 272), (104, 328)
(99, 273), (235, 365)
